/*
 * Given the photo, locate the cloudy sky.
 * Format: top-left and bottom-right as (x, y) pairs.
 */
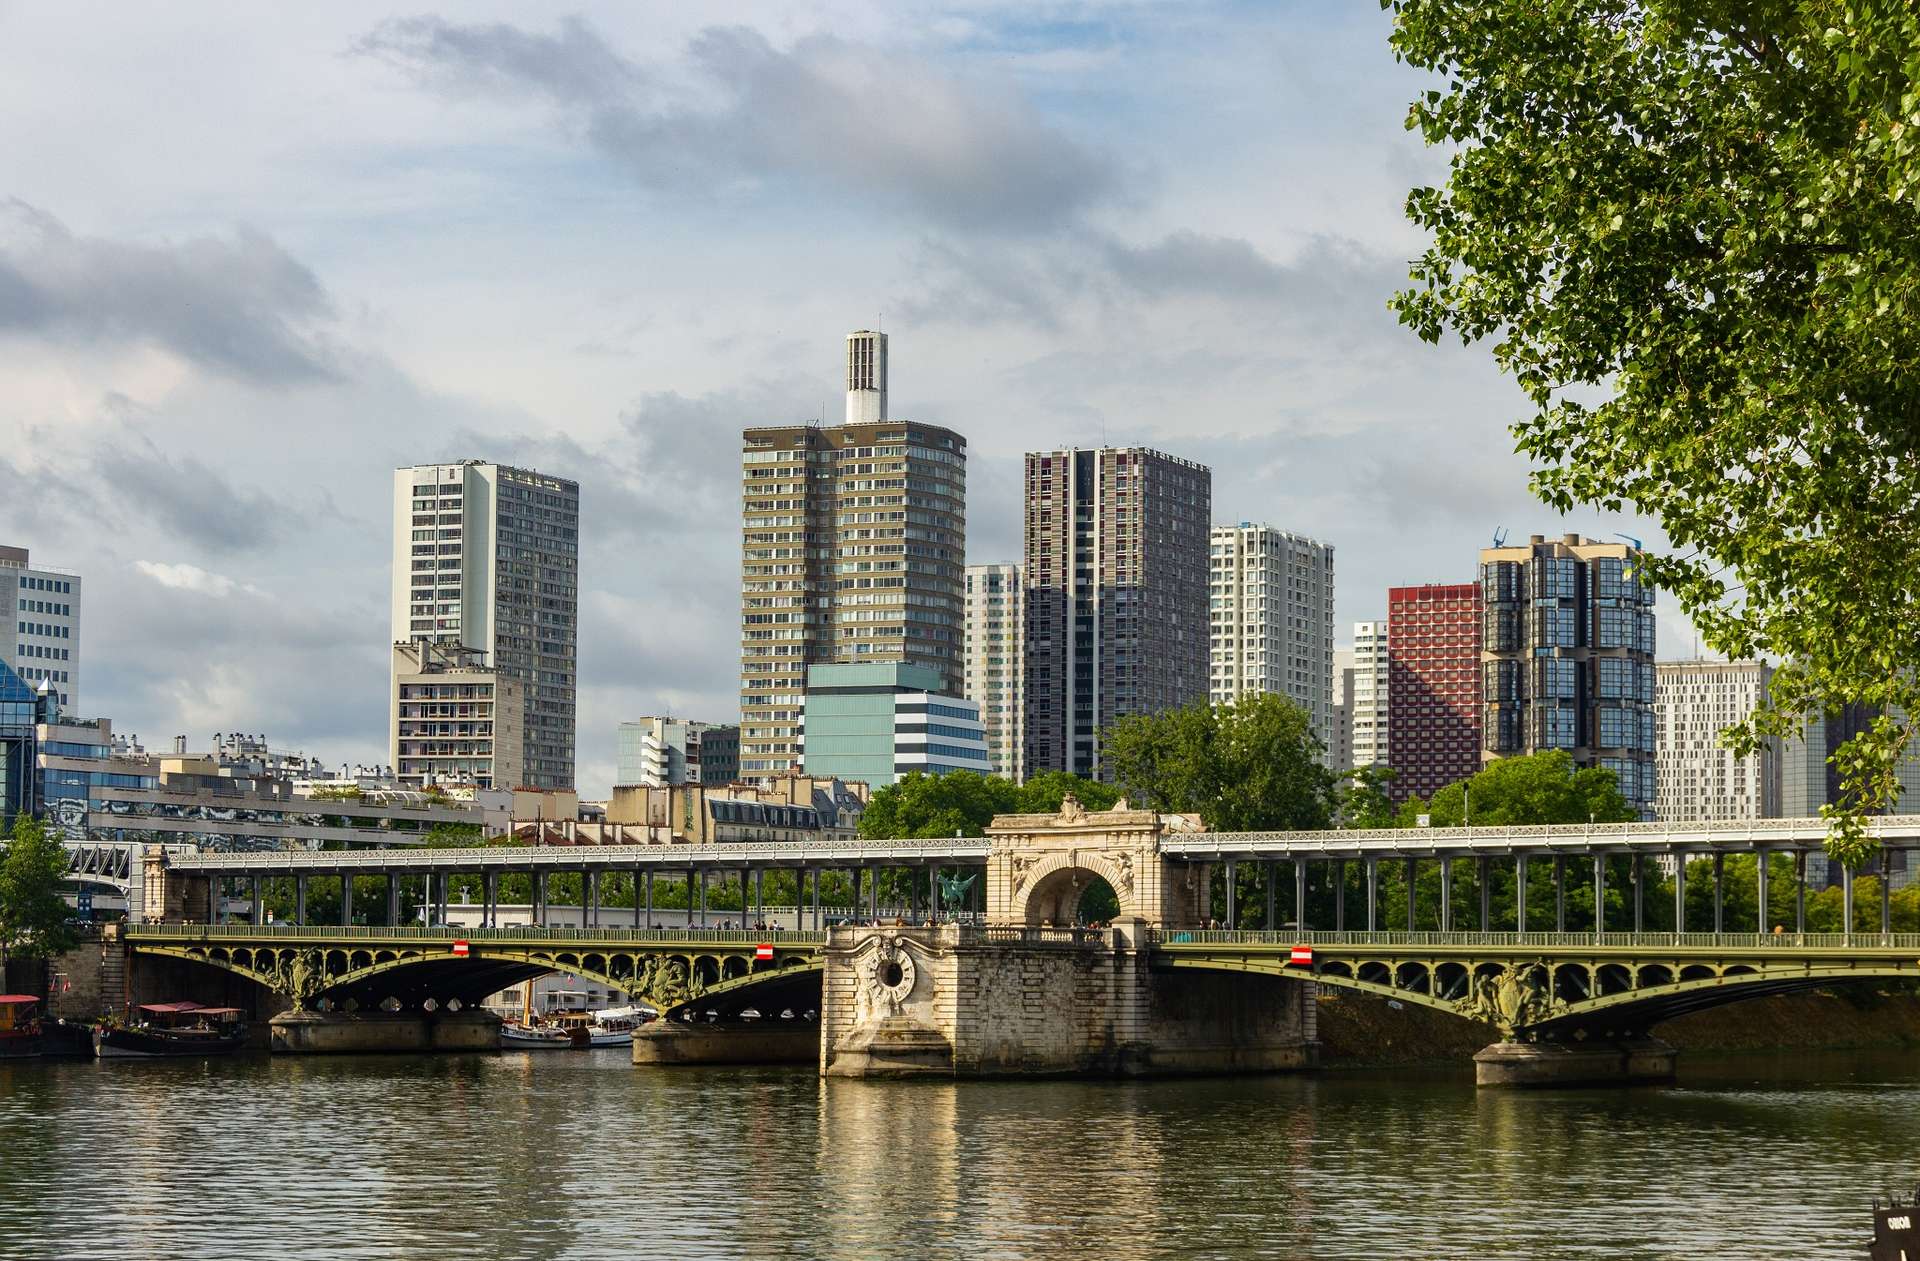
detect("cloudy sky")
(0, 2), (1692, 795)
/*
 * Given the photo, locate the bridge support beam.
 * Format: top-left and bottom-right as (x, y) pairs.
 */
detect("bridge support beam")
(1554, 856), (1566, 932)
(1593, 856), (1605, 940)
(295, 875), (307, 927)
(1440, 859), (1452, 931)
(1478, 857), (1490, 932)
(1515, 856), (1527, 932)
(1366, 859), (1377, 933)
(1404, 858), (1414, 932)
(1674, 853), (1686, 936)
(1713, 854), (1725, 934)
(1796, 851), (1807, 936)
(1756, 849), (1769, 933)
(1295, 860), (1307, 932)
(340, 872), (354, 926)
(1473, 1037), (1677, 1089)
(1633, 855), (1645, 932)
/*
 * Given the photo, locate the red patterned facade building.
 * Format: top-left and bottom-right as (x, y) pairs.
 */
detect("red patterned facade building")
(1386, 583), (1482, 803)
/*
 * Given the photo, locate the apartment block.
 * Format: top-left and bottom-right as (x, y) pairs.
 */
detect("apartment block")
(1352, 620), (1389, 770)
(1387, 583), (1481, 803)
(963, 562), (1024, 780)
(1023, 447), (1211, 778)
(0, 545), (81, 712)
(390, 639), (525, 791)
(738, 332), (966, 777)
(1480, 533), (1656, 812)
(1332, 647), (1355, 772)
(615, 717), (740, 788)
(1207, 524), (1336, 757)
(1654, 660), (1779, 822)
(798, 662), (991, 787)
(391, 460), (579, 789)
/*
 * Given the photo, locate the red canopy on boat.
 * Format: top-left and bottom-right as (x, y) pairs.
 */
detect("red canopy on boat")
(0, 996), (39, 1005)
(135, 1001), (204, 1014)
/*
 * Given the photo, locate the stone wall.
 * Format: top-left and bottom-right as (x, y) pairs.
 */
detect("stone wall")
(820, 922), (1315, 1078)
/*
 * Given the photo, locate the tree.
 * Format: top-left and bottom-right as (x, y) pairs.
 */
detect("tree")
(857, 770), (1118, 840)
(1384, 0), (1920, 867)
(1103, 694), (1335, 831)
(1397, 751), (1639, 828)
(0, 814), (80, 971)
(1337, 765), (1399, 829)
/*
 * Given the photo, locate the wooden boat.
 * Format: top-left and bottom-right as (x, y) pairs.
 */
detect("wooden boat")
(547, 1008), (642, 1048)
(40, 1019), (96, 1058)
(0, 995), (41, 1058)
(95, 1003), (247, 1058)
(500, 1022), (576, 1049)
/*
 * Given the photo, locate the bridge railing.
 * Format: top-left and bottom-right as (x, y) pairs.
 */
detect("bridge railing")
(126, 923), (829, 945)
(1150, 929), (1920, 951)
(974, 926), (1105, 947)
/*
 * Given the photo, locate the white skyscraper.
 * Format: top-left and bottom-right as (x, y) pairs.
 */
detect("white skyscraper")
(1351, 620), (1389, 770)
(1654, 660), (1779, 822)
(0, 545), (81, 712)
(963, 562), (1024, 780)
(391, 460), (580, 790)
(1207, 524), (1336, 757)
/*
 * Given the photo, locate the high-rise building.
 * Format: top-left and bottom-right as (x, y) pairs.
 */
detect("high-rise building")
(1351, 620), (1389, 770)
(1386, 583), (1482, 803)
(1331, 647), (1356, 772)
(963, 562), (1024, 780)
(615, 717), (739, 788)
(1, 545), (81, 712)
(1207, 524), (1336, 756)
(1782, 700), (1920, 889)
(1023, 447), (1211, 778)
(1480, 533), (1657, 813)
(738, 332), (967, 777)
(798, 662), (991, 787)
(1654, 660), (1779, 822)
(389, 639), (524, 791)
(390, 460), (580, 789)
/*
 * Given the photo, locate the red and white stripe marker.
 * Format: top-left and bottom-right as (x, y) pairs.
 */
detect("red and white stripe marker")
(755, 944), (775, 962)
(451, 940), (470, 958)
(1289, 945), (1314, 966)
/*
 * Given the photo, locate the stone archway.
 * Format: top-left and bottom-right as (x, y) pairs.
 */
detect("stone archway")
(1021, 866), (1121, 926)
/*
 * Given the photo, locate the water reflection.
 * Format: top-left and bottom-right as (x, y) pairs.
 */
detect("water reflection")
(0, 1051), (1910, 1260)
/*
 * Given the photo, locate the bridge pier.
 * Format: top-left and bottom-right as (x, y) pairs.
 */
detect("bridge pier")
(1473, 1037), (1678, 1089)
(270, 1008), (502, 1054)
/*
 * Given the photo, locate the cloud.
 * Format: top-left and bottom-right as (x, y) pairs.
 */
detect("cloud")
(132, 560), (250, 598)
(0, 200), (338, 383)
(354, 17), (1120, 231)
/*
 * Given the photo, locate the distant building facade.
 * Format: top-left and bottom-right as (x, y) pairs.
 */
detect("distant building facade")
(1480, 534), (1657, 813)
(1024, 447), (1211, 778)
(799, 662), (990, 788)
(1654, 660), (1780, 822)
(390, 639), (525, 791)
(0, 545), (81, 712)
(1207, 524), (1336, 757)
(391, 461), (579, 789)
(615, 717), (740, 788)
(1387, 583), (1482, 803)
(963, 562), (1024, 780)
(738, 332), (967, 778)
(1331, 647), (1355, 773)
(1351, 620), (1389, 770)
(1782, 700), (1920, 889)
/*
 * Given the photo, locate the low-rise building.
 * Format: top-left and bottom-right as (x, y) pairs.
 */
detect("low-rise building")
(798, 662), (990, 787)
(391, 639), (525, 791)
(615, 717), (740, 787)
(602, 774), (868, 845)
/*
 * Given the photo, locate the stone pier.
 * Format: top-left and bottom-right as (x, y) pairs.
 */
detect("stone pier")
(1472, 1037), (1678, 1088)
(269, 1009), (503, 1054)
(819, 920), (1316, 1078)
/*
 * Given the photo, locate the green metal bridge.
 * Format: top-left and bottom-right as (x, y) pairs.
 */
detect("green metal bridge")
(125, 920), (1920, 1041)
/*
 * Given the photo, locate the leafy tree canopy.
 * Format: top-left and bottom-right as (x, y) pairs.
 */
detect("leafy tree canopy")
(0, 814), (81, 964)
(1398, 751), (1639, 828)
(1103, 694), (1335, 831)
(1385, 0), (1920, 866)
(857, 771), (1118, 839)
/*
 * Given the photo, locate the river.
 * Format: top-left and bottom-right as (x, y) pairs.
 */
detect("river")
(0, 1049), (1910, 1260)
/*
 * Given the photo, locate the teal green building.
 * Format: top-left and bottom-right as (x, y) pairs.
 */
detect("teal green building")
(799, 662), (992, 787)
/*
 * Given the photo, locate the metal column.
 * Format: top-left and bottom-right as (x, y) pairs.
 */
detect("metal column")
(1756, 848), (1769, 933)
(386, 874), (400, 927)
(1632, 854), (1645, 933)
(535, 871), (547, 927)
(1265, 861), (1276, 931)
(757, 868), (767, 928)
(1713, 853), (1725, 935)
(643, 870), (653, 929)
(1294, 859), (1308, 932)
(251, 876), (263, 926)
(295, 874), (307, 927)
(928, 867), (937, 925)
(1477, 856), (1490, 932)
(699, 869), (709, 927)
(587, 869), (599, 929)
(1674, 852), (1686, 936)
(1795, 850), (1807, 936)
(341, 872), (354, 926)
(1554, 856), (1566, 933)
(1882, 852), (1893, 942)
(1366, 859), (1378, 932)
(868, 866), (879, 918)
(1842, 863), (1854, 944)
(1515, 856), (1528, 932)
(1440, 859), (1452, 932)
(1593, 854), (1605, 940)
(1225, 861), (1237, 930)
(1404, 857), (1415, 932)
(1333, 860), (1345, 932)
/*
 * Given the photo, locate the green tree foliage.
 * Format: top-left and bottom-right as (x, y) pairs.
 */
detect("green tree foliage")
(1397, 751), (1639, 828)
(857, 771), (1119, 840)
(0, 814), (80, 965)
(1336, 765), (1399, 829)
(1384, 0), (1920, 867)
(1103, 694), (1335, 831)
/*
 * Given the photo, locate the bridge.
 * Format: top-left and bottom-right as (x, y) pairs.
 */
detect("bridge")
(107, 804), (1920, 1084)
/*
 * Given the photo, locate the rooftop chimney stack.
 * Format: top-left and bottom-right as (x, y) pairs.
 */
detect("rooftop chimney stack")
(845, 330), (888, 425)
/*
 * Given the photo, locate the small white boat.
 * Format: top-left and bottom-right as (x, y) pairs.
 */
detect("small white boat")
(500, 1022), (576, 1050)
(583, 1006), (648, 1048)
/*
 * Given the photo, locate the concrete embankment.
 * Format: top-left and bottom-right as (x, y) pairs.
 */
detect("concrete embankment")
(1314, 982), (1920, 1068)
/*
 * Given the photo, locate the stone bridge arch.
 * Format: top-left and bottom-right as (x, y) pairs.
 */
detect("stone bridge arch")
(985, 795), (1208, 928)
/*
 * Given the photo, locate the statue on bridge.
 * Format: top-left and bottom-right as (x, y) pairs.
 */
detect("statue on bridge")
(1462, 963), (1561, 1036)
(938, 872), (977, 914)
(272, 950), (326, 1012)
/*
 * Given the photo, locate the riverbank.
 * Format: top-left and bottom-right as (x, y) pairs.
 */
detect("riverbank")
(1315, 981), (1920, 1067)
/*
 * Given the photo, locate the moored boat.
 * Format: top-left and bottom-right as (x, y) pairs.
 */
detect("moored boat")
(500, 1022), (576, 1049)
(40, 1018), (96, 1058)
(0, 996), (42, 1058)
(94, 1003), (247, 1058)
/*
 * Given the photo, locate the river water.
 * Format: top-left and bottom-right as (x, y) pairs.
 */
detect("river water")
(0, 1049), (1909, 1260)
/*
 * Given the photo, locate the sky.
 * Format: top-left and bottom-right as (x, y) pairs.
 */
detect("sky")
(0, 2), (1697, 797)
